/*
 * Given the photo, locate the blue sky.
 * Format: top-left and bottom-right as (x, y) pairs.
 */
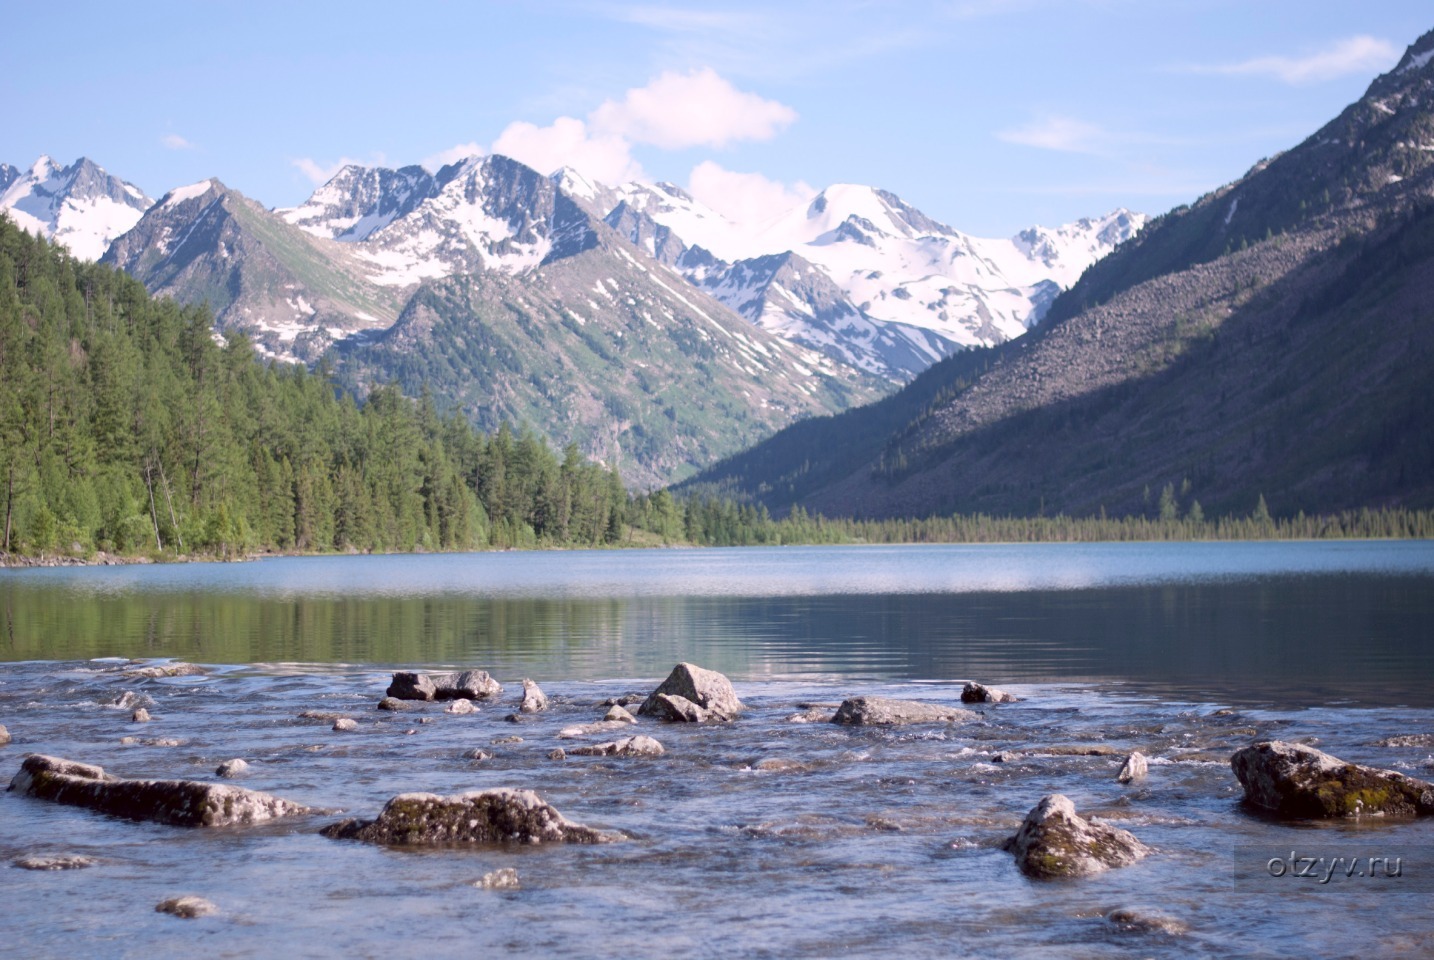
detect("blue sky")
(4, 1), (1430, 236)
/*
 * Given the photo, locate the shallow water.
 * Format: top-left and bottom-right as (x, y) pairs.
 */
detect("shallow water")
(2, 543), (1433, 957)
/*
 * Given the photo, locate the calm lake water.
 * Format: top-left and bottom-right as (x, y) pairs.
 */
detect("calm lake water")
(2, 542), (1433, 957)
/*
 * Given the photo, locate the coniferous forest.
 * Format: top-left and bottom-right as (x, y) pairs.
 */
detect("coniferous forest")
(1, 213), (1429, 564)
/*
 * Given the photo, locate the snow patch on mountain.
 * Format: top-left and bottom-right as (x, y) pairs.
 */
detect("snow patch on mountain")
(1, 156), (153, 261)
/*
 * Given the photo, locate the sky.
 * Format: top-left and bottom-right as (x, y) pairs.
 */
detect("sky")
(4, 1), (1431, 237)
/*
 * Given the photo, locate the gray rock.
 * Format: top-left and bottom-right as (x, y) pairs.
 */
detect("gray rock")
(831, 697), (975, 726)
(1117, 751), (1149, 783)
(475, 867), (521, 890)
(1003, 794), (1149, 878)
(131, 708), (151, 723)
(332, 718), (358, 732)
(638, 663), (743, 721)
(603, 704), (636, 724)
(568, 735), (665, 758)
(643, 693), (711, 723)
(0, 724), (12, 746)
(377, 697), (412, 712)
(557, 721), (633, 739)
(961, 681), (1021, 703)
(387, 670), (504, 702)
(298, 710), (348, 721)
(320, 788), (619, 845)
(8, 754), (309, 827)
(786, 707), (835, 723)
(215, 759), (250, 778)
(1231, 740), (1434, 818)
(126, 663), (207, 679)
(1376, 733), (1434, 748)
(466, 749), (494, 761)
(1105, 907), (1189, 935)
(445, 699), (477, 715)
(156, 895), (217, 918)
(520, 679), (548, 713)
(14, 854), (98, 870)
(599, 694), (644, 707)
(548, 748), (567, 760)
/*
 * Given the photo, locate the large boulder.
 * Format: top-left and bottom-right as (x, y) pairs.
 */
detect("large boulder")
(519, 679), (548, 713)
(831, 697), (975, 726)
(568, 735), (665, 758)
(1003, 794), (1149, 878)
(1231, 741), (1434, 818)
(643, 693), (712, 723)
(320, 788), (618, 845)
(386, 670), (503, 702)
(8, 754), (309, 827)
(638, 663), (743, 721)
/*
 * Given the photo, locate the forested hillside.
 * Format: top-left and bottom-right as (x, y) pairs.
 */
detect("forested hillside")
(0, 215), (630, 558)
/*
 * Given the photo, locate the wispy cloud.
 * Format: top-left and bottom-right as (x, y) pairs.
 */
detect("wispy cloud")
(996, 115), (1109, 155)
(291, 154), (387, 185)
(422, 142), (485, 171)
(1176, 35), (1400, 85)
(161, 133), (196, 150)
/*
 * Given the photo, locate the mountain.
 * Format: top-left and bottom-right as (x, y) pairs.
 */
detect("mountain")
(279, 163), (435, 241)
(0, 156), (152, 261)
(682, 27), (1434, 519)
(603, 179), (1143, 380)
(101, 179), (403, 363)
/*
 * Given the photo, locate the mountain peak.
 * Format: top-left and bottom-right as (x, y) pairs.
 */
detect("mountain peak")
(1, 155), (152, 261)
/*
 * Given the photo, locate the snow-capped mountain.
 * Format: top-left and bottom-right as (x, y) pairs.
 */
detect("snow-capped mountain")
(0, 156), (152, 261)
(279, 164), (435, 241)
(603, 180), (1145, 380)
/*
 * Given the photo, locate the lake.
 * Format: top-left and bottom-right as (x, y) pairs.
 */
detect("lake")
(2, 542), (1433, 957)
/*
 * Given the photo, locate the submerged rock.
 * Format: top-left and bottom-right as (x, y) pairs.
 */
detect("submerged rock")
(131, 708), (151, 723)
(599, 694), (644, 707)
(320, 788), (618, 845)
(1376, 733), (1434, 748)
(0, 724), (11, 746)
(215, 759), (250, 778)
(786, 707), (835, 723)
(1117, 752), (1149, 783)
(961, 682), (1021, 703)
(520, 679), (549, 713)
(332, 718), (358, 732)
(386, 670), (503, 702)
(156, 895), (216, 918)
(1230, 740), (1434, 818)
(8, 754), (309, 827)
(14, 854), (98, 870)
(1105, 907), (1189, 935)
(475, 867), (521, 890)
(126, 662), (207, 679)
(638, 663), (743, 721)
(557, 721), (632, 739)
(445, 699), (478, 715)
(1003, 794), (1149, 878)
(831, 697), (975, 726)
(603, 704), (636, 724)
(376, 697), (413, 712)
(568, 735), (665, 758)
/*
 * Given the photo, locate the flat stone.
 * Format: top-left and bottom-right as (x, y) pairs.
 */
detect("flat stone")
(1003, 794), (1149, 878)
(961, 681), (1021, 703)
(8, 754), (309, 827)
(126, 663), (208, 679)
(568, 735), (665, 758)
(156, 896), (217, 918)
(14, 854), (98, 870)
(320, 788), (619, 845)
(1117, 751), (1149, 783)
(830, 697), (975, 726)
(638, 663), (743, 721)
(376, 697), (412, 712)
(519, 679), (548, 713)
(1231, 740), (1434, 818)
(558, 721), (636, 739)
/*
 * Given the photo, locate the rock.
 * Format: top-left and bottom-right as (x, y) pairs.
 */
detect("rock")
(1105, 907), (1189, 935)
(1024, 745), (1119, 757)
(491, 736), (523, 745)
(520, 679), (548, 713)
(475, 867), (521, 890)
(503, 714), (523, 723)
(1376, 733), (1434, 748)
(445, 699), (478, 715)
(830, 697), (975, 726)
(332, 718), (358, 732)
(751, 758), (809, 773)
(14, 855), (98, 870)
(386, 670), (503, 702)
(786, 707), (834, 723)
(1002, 794), (1149, 878)
(320, 788), (619, 845)
(156, 896), (217, 918)
(8, 754), (309, 827)
(1230, 740), (1434, 818)
(126, 663), (208, 679)
(0, 724), (11, 746)
(131, 708), (151, 723)
(377, 697), (412, 712)
(603, 704), (636, 724)
(548, 748), (566, 761)
(215, 759), (250, 778)
(638, 663), (743, 721)
(568, 735), (665, 758)
(466, 749), (494, 762)
(961, 681), (1021, 703)
(558, 721), (640, 739)
(643, 693), (712, 723)
(599, 694), (644, 707)
(298, 710), (348, 721)
(1117, 752), (1149, 783)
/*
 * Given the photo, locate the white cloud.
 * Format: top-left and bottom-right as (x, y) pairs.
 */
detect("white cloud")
(688, 161), (815, 228)
(996, 115), (1107, 154)
(422, 142), (484, 172)
(1180, 35), (1400, 85)
(292, 155), (385, 185)
(591, 68), (797, 149)
(161, 133), (195, 150)
(492, 116), (643, 184)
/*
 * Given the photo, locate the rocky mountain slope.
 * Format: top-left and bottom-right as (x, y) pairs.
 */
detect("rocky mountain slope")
(682, 28), (1434, 519)
(0, 156), (151, 261)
